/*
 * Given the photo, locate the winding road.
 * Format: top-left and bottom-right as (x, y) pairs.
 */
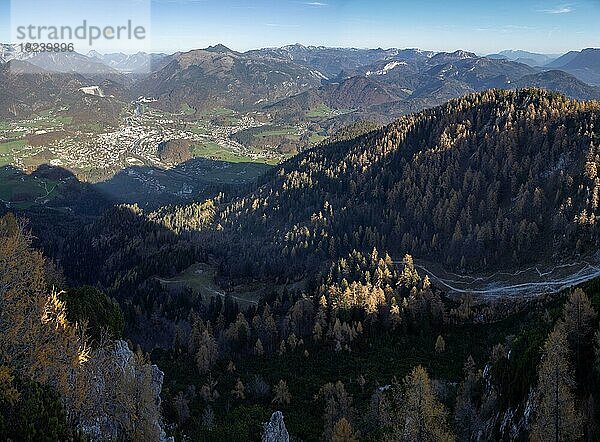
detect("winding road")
(394, 255), (600, 298)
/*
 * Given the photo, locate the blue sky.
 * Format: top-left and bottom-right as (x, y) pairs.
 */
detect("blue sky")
(1, 0), (599, 54)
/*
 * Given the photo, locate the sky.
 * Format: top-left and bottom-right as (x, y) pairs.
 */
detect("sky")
(0, 0), (599, 54)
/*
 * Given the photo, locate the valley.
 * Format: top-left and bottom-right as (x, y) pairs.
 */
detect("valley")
(0, 97), (332, 207)
(0, 104), (284, 177)
(1, 36), (600, 442)
(1, 44), (600, 211)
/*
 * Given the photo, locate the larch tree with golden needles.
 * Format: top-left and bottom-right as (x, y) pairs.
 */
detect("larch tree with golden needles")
(0, 213), (89, 404)
(0, 214), (165, 440)
(316, 381), (355, 441)
(196, 327), (219, 374)
(272, 380), (291, 406)
(331, 417), (359, 442)
(530, 322), (582, 442)
(395, 365), (455, 442)
(435, 335), (446, 353)
(562, 288), (596, 366)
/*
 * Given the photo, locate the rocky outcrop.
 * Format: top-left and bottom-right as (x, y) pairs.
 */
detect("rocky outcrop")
(481, 361), (535, 441)
(79, 86), (105, 97)
(262, 411), (290, 442)
(77, 340), (172, 441)
(498, 388), (535, 440)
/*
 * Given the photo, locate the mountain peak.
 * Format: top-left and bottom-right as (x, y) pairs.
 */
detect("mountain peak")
(451, 50), (477, 58)
(205, 44), (234, 53)
(285, 43), (307, 49)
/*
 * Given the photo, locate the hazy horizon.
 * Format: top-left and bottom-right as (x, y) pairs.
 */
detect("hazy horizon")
(1, 0), (599, 54)
(3, 41), (593, 58)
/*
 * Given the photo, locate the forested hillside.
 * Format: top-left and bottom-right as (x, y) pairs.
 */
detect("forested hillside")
(52, 89), (600, 295)
(4, 89), (600, 441)
(211, 89), (600, 280)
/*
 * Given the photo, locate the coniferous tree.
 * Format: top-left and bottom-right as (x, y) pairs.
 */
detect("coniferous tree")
(232, 379), (246, 400)
(331, 417), (359, 442)
(435, 335), (446, 353)
(562, 288), (597, 366)
(531, 322), (582, 442)
(202, 405), (216, 431)
(394, 365), (455, 442)
(196, 327), (219, 374)
(316, 381), (355, 441)
(454, 356), (483, 441)
(272, 380), (291, 406)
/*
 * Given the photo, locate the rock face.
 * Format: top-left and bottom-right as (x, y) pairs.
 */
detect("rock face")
(262, 411), (290, 442)
(481, 362), (534, 441)
(78, 340), (172, 441)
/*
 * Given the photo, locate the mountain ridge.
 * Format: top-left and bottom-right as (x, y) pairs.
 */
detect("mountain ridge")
(202, 89), (600, 280)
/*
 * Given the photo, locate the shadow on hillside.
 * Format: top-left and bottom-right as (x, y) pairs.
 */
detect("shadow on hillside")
(95, 156), (272, 208)
(0, 156), (273, 214)
(0, 164), (111, 214)
(0, 164), (246, 350)
(0, 157), (272, 266)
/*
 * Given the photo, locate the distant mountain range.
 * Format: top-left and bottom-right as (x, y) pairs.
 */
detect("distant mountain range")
(546, 48), (600, 85)
(247, 44), (435, 79)
(486, 50), (560, 67)
(0, 43), (599, 125)
(130, 45), (600, 124)
(0, 59), (80, 118)
(0, 57), (126, 121)
(86, 51), (169, 74)
(264, 48), (600, 124)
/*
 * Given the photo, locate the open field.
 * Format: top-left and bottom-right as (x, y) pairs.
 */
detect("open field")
(306, 105), (356, 119)
(157, 262), (308, 308)
(156, 262), (261, 308)
(0, 140), (27, 151)
(187, 123), (209, 135)
(0, 167), (64, 209)
(309, 132), (328, 145)
(180, 103), (196, 115)
(190, 141), (257, 163)
(18, 112), (73, 129)
(306, 104), (333, 118)
(190, 140), (281, 166)
(0, 140), (27, 166)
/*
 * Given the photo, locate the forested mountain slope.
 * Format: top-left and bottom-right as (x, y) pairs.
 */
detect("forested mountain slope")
(53, 89), (600, 295)
(211, 89), (600, 279)
(7, 89), (600, 442)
